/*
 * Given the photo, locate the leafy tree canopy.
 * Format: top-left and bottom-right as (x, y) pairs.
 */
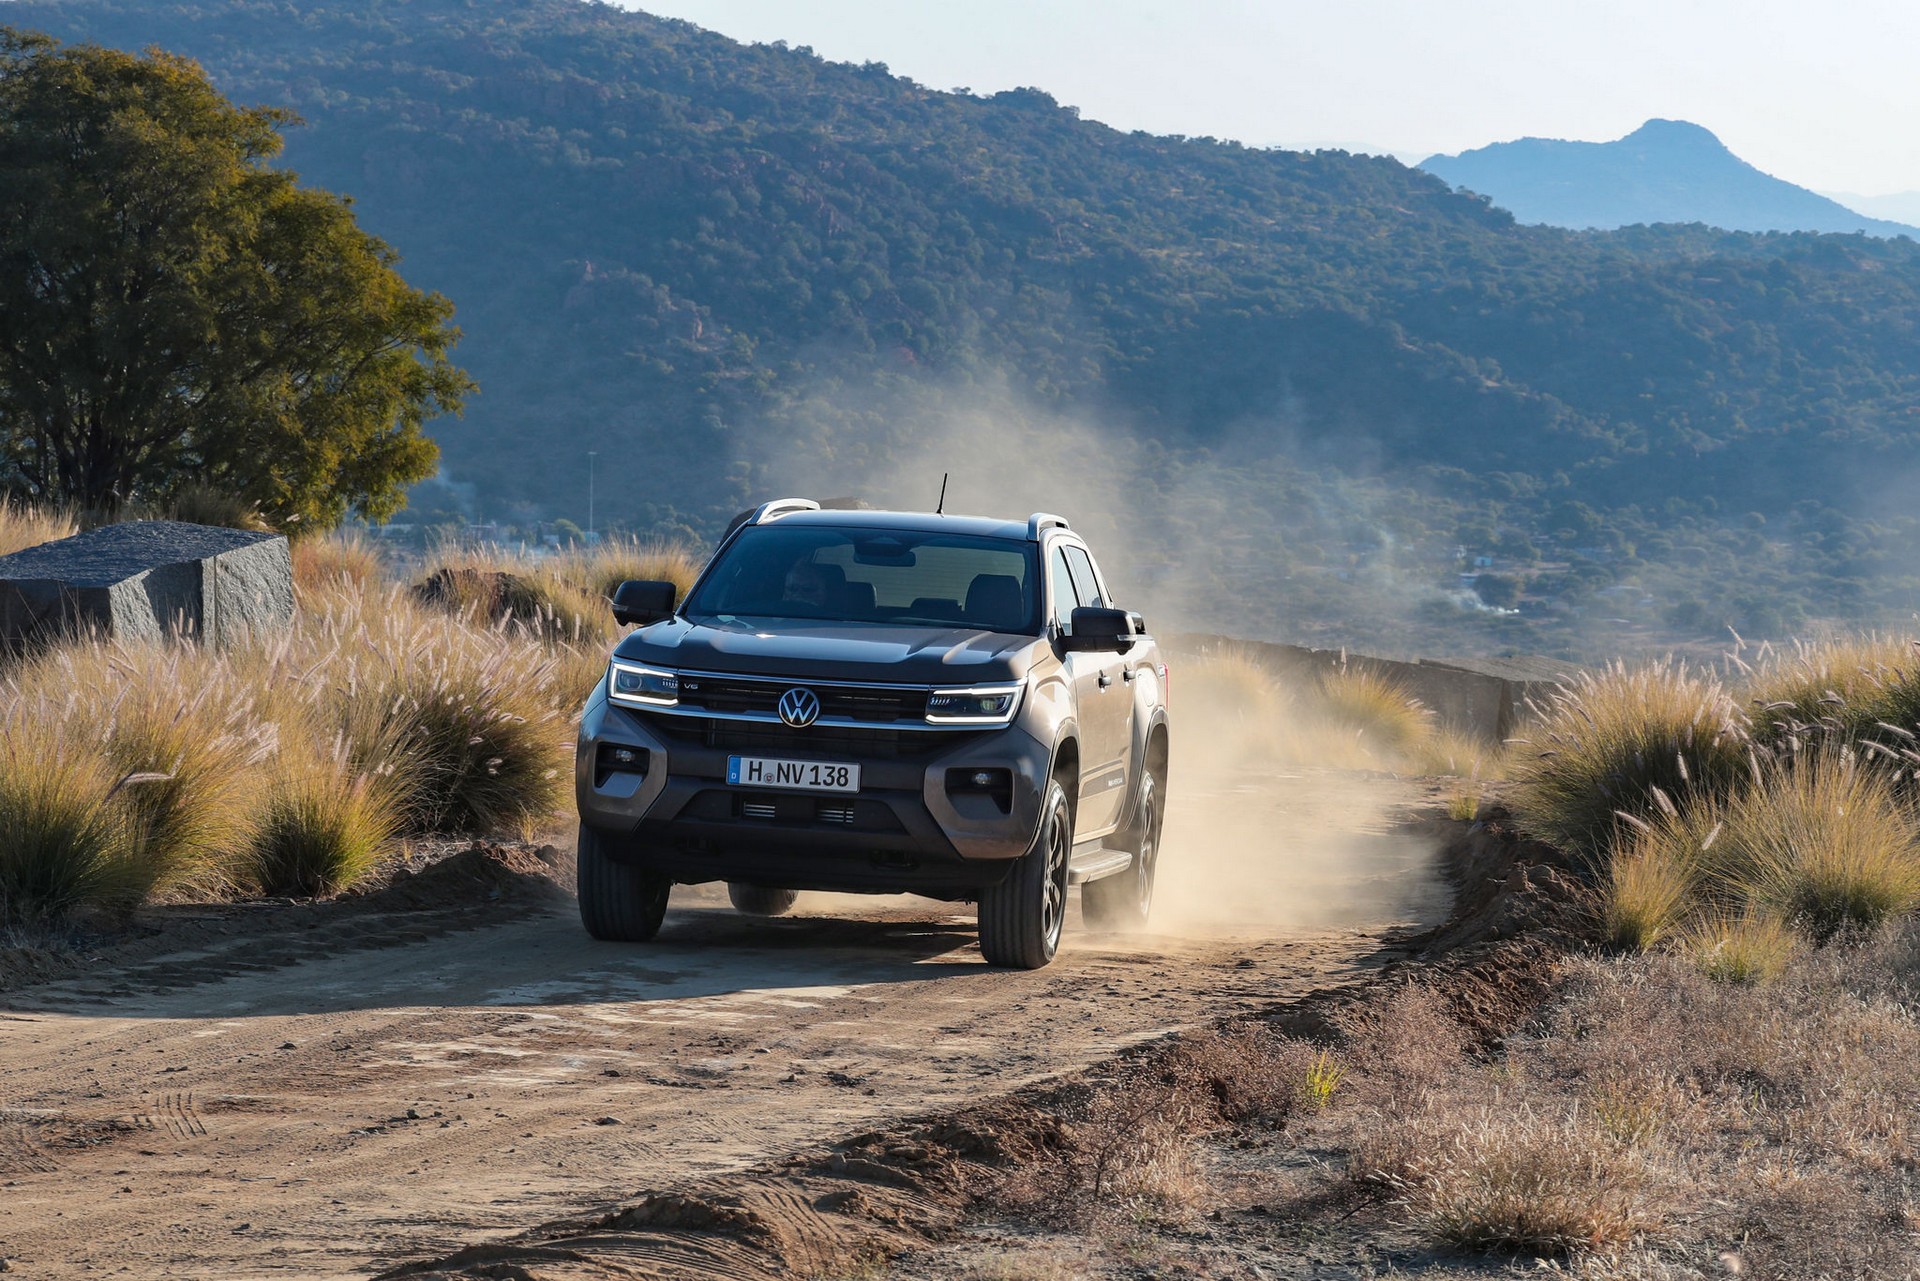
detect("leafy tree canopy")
(0, 27), (470, 526)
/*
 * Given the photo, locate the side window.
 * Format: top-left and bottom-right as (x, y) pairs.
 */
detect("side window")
(1062, 546), (1108, 609)
(1048, 545), (1084, 633)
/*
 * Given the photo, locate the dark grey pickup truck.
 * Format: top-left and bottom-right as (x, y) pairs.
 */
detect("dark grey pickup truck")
(573, 500), (1170, 968)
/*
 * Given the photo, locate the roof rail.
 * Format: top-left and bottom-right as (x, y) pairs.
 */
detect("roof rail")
(748, 498), (821, 525)
(1027, 512), (1070, 540)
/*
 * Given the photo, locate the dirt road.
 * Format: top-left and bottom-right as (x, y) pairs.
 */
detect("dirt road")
(0, 770), (1444, 1279)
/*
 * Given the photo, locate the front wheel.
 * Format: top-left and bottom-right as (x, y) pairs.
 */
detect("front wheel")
(978, 777), (1072, 969)
(1082, 773), (1160, 931)
(727, 883), (800, 916)
(576, 824), (671, 941)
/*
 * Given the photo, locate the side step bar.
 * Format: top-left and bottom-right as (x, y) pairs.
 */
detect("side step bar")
(1066, 845), (1133, 885)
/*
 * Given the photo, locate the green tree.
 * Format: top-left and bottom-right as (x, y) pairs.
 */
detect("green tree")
(0, 29), (470, 527)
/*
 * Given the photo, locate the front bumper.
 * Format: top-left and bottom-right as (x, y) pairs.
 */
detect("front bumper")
(574, 692), (1051, 893)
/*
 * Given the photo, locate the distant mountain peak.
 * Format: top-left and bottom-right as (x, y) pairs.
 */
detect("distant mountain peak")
(1622, 118), (1727, 149)
(1423, 120), (1914, 238)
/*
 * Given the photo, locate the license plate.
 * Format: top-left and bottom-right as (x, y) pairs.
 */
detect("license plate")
(727, 756), (861, 793)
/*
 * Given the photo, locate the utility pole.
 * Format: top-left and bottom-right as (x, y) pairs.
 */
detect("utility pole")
(588, 450), (597, 544)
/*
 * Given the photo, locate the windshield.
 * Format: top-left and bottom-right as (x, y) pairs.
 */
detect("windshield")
(683, 524), (1041, 633)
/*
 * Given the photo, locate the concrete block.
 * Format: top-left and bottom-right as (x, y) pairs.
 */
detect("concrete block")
(1166, 631), (1579, 742)
(0, 520), (293, 649)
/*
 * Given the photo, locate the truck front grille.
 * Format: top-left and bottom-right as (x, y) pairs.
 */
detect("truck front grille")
(676, 673), (929, 724)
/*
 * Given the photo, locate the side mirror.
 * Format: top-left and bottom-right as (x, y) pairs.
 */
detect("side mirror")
(1062, 606), (1134, 652)
(611, 579), (677, 627)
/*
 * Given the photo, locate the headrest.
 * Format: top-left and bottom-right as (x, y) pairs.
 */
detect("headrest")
(965, 574), (1026, 630)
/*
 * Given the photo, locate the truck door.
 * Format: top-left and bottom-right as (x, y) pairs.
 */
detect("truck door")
(1049, 543), (1127, 836)
(1063, 544), (1135, 835)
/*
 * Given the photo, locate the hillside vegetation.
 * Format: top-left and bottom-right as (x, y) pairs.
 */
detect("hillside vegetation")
(11, 1), (1920, 655)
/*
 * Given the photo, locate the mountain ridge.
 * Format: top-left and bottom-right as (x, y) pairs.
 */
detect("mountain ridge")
(8, 2), (1920, 651)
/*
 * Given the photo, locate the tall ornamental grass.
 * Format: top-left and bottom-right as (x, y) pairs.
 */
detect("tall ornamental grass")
(0, 572), (585, 920)
(246, 728), (403, 896)
(1315, 663), (1436, 759)
(1511, 659), (1752, 860)
(1719, 749), (1920, 940)
(0, 704), (141, 920)
(1744, 634), (1920, 745)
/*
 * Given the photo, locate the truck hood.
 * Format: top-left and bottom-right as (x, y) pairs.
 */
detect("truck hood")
(612, 616), (1045, 684)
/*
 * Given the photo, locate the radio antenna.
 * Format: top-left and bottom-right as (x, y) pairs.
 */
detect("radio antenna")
(935, 472), (949, 515)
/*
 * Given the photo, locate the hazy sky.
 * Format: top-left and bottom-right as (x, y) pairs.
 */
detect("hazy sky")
(625, 0), (1920, 196)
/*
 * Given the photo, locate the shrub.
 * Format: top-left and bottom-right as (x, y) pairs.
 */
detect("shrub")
(245, 734), (401, 896)
(1722, 749), (1920, 940)
(1510, 659), (1752, 859)
(0, 709), (139, 920)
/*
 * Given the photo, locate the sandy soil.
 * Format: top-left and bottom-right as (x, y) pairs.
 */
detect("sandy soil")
(0, 770), (1445, 1279)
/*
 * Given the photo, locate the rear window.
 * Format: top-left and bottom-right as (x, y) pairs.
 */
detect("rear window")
(683, 524), (1041, 634)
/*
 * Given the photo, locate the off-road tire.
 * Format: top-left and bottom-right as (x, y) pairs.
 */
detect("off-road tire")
(1083, 772), (1160, 932)
(978, 777), (1072, 969)
(727, 883), (800, 916)
(576, 823), (671, 941)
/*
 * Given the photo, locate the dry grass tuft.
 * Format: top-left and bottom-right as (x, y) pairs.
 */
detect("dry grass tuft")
(244, 733), (402, 897)
(1602, 799), (1723, 952)
(96, 674), (275, 901)
(1337, 983), (1471, 1098)
(1176, 646), (1293, 742)
(551, 535), (703, 602)
(1416, 726), (1510, 781)
(292, 530), (387, 599)
(1007, 1025), (1321, 1224)
(1510, 659), (1752, 859)
(1390, 1108), (1654, 1253)
(0, 705), (140, 921)
(414, 536), (704, 647)
(1744, 633), (1920, 744)
(149, 482), (274, 532)
(1677, 910), (1798, 984)
(1315, 662), (1436, 758)
(296, 592), (570, 835)
(1721, 749), (1920, 940)
(0, 496), (77, 557)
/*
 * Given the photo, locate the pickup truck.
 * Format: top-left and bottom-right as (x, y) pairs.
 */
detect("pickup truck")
(573, 500), (1170, 968)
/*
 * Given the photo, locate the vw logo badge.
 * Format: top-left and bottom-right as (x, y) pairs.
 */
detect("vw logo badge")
(778, 687), (821, 728)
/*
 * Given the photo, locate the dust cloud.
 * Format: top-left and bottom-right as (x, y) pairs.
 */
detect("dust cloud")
(741, 376), (1453, 941)
(1146, 721), (1446, 940)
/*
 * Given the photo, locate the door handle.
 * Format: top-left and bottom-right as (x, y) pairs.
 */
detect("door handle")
(1097, 672), (1113, 689)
